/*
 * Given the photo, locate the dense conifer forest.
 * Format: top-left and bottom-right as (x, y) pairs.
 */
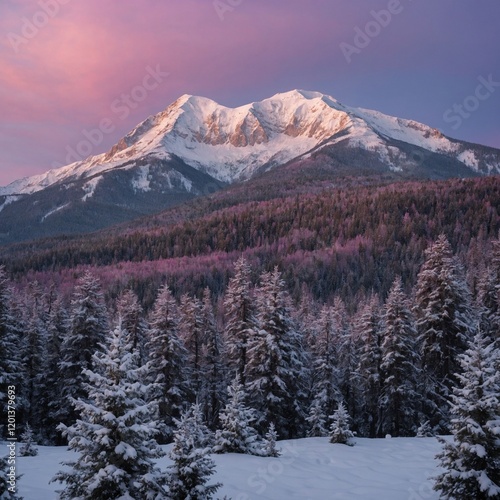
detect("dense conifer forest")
(1, 233), (498, 443)
(0, 176), (497, 308)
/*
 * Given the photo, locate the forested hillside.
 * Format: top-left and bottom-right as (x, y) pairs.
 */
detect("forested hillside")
(2, 176), (499, 310)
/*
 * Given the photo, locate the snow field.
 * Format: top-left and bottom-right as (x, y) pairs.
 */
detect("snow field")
(13, 436), (443, 499)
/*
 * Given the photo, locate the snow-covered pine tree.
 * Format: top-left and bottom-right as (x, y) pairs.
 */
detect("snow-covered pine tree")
(117, 288), (148, 365)
(379, 277), (421, 437)
(145, 284), (191, 441)
(167, 404), (221, 500)
(329, 401), (354, 446)
(58, 271), (108, 428)
(21, 305), (46, 437)
(187, 402), (214, 449)
(19, 422), (38, 456)
(213, 376), (259, 455)
(261, 422), (281, 457)
(434, 330), (500, 499)
(200, 287), (226, 429)
(179, 293), (204, 397)
(414, 234), (475, 431)
(52, 321), (167, 500)
(355, 294), (382, 437)
(0, 454), (22, 499)
(477, 265), (500, 344)
(416, 420), (434, 438)
(477, 236), (500, 343)
(309, 305), (341, 426)
(334, 297), (359, 428)
(293, 283), (319, 356)
(246, 267), (307, 439)
(38, 296), (68, 444)
(306, 398), (328, 437)
(223, 256), (258, 386)
(0, 267), (23, 438)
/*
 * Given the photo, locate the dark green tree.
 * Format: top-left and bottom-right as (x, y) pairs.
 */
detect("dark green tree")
(434, 331), (500, 499)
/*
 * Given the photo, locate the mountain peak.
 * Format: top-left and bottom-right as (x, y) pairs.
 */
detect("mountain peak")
(265, 89), (344, 109)
(268, 89), (323, 100)
(167, 94), (223, 114)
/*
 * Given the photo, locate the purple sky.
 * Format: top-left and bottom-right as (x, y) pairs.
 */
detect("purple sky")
(0, 0), (499, 186)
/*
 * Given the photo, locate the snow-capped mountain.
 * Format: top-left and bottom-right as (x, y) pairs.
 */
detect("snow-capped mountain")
(3, 89), (500, 199)
(1, 89), (499, 244)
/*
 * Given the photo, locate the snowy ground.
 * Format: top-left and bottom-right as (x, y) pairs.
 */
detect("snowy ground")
(10, 436), (442, 499)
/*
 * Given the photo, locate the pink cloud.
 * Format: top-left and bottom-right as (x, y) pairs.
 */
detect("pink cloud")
(0, 0), (498, 186)
(1, 0), (343, 120)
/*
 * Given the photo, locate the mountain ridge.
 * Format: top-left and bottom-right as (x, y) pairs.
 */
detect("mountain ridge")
(2, 89), (499, 198)
(0, 89), (499, 244)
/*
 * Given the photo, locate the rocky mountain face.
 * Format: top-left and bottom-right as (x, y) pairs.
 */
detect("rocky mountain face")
(1, 90), (499, 244)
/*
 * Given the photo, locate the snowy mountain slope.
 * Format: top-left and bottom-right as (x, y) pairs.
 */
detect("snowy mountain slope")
(0, 154), (224, 244)
(2, 89), (499, 198)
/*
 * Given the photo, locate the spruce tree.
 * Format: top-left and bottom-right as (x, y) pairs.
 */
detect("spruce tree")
(19, 423), (38, 457)
(0, 454), (22, 499)
(414, 234), (474, 430)
(117, 289), (148, 365)
(0, 267), (22, 437)
(416, 420), (434, 438)
(434, 330), (500, 499)
(329, 401), (354, 446)
(213, 376), (259, 455)
(379, 278), (421, 437)
(477, 237), (500, 344)
(306, 398), (328, 437)
(52, 322), (167, 500)
(167, 404), (221, 500)
(334, 297), (359, 426)
(477, 265), (500, 343)
(21, 307), (45, 436)
(223, 257), (258, 386)
(145, 284), (190, 441)
(58, 271), (108, 427)
(309, 305), (341, 424)
(179, 294), (204, 396)
(200, 287), (226, 429)
(246, 267), (307, 438)
(261, 423), (281, 457)
(187, 402), (214, 449)
(39, 297), (68, 444)
(354, 294), (382, 437)
(294, 283), (318, 353)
